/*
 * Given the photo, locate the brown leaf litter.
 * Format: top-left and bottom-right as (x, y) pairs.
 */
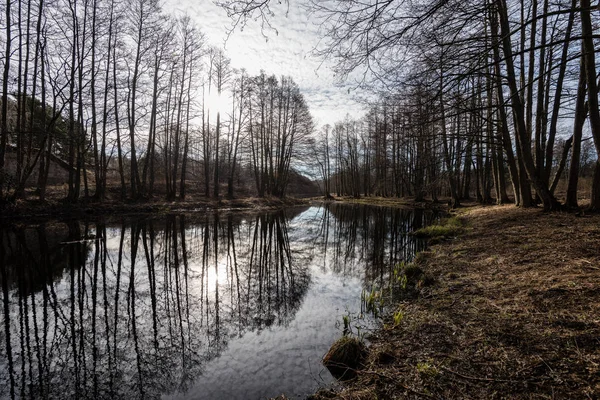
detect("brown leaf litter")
(310, 205), (600, 399)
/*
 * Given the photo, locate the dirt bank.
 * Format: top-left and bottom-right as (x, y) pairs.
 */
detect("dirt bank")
(311, 205), (600, 399)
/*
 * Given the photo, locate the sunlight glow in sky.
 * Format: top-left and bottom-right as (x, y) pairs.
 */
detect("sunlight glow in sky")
(165, 0), (367, 128)
(204, 89), (231, 115)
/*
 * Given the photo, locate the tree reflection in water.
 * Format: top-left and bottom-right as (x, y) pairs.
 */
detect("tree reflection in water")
(0, 205), (435, 399)
(317, 204), (434, 286)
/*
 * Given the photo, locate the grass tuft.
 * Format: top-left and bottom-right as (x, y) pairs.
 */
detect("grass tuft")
(394, 261), (434, 291)
(413, 216), (464, 239)
(323, 336), (367, 380)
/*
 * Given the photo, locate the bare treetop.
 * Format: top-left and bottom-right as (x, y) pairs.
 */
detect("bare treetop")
(214, 0), (290, 37)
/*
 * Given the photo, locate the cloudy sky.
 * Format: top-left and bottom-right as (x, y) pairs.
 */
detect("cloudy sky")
(165, 0), (367, 128)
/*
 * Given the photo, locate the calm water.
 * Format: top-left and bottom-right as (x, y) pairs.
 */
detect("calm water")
(0, 204), (436, 400)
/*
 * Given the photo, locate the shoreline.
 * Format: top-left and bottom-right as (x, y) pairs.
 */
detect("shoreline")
(306, 204), (600, 399)
(326, 196), (450, 212)
(0, 196), (312, 220)
(0, 195), (448, 220)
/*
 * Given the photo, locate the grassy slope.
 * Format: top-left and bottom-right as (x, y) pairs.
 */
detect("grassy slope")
(311, 205), (600, 399)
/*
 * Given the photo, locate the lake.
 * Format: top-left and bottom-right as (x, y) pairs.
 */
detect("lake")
(0, 203), (436, 400)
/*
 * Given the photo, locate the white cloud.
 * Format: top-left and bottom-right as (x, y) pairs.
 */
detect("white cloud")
(164, 0), (367, 128)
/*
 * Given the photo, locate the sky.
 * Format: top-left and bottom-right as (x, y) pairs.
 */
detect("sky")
(165, 0), (367, 129)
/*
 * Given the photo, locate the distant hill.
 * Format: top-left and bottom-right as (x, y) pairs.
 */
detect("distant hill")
(286, 169), (321, 198)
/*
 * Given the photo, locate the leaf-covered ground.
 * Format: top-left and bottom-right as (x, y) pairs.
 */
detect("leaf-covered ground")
(310, 205), (600, 399)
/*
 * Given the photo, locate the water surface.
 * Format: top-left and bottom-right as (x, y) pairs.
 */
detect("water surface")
(0, 204), (435, 399)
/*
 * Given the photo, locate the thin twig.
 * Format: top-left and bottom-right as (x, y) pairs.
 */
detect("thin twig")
(356, 369), (435, 398)
(441, 366), (516, 383)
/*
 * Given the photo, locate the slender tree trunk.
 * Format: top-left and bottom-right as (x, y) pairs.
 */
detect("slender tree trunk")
(525, 0), (537, 143)
(488, 8), (520, 205)
(128, 1), (147, 200)
(228, 74), (245, 199)
(98, 0), (116, 201)
(534, 0), (548, 184)
(495, 0), (559, 210)
(0, 0), (12, 201)
(67, 0), (78, 202)
(143, 43), (162, 198)
(580, 0), (600, 210)
(203, 85), (211, 197)
(550, 136), (572, 195)
(180, 54), (194, 199)
(90, 0), (100, 200)
(37, 15), (48, 201)
(545, 0), (576, 182)
(113, 31), (126, 200)
(566, 57), (587, 209)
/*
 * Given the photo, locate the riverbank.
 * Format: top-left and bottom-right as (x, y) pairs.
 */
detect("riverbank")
(0, 196), (310, 219)
(329, 196), (449, 211)
(0, 194), (447, 220)
(310, 205), (600, 399)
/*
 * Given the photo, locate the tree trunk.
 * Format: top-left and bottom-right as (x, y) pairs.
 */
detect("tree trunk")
(566, 56), (587, 209)
(0, 0), (11, 201)
(549, 136), (572, 195)
(580, 0), (600, 210)
(495, 0), (559, 211)
(545, 0), (576, 182)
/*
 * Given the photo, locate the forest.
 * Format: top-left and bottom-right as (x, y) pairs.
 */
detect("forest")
(0, 0), (314, 203)
(1, 0), (600, 209)
(299, 0), (600, 211)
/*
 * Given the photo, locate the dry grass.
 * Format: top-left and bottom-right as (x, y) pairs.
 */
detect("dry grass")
(319, 205), (600, 399)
